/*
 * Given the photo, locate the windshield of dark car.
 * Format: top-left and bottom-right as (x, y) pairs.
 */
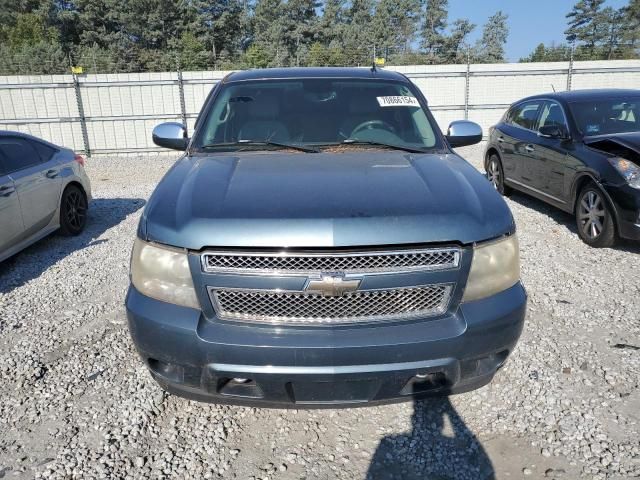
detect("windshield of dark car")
(193, 78), (440, 151)
(570, 97), (640, 136)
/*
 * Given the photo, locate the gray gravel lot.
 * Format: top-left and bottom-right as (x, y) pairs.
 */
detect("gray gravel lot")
(0, 143), (639, 480)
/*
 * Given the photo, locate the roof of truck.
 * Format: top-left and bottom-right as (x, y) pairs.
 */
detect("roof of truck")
(225, 67), (409, 83)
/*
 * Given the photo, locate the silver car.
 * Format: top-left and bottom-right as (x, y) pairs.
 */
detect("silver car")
(0, 131), (92, 263)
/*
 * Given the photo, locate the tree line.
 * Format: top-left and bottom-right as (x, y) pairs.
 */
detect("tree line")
(0, 0), (638, 75)
(522, 0), (639, 62)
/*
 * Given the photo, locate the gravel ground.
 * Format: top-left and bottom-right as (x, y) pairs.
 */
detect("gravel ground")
(0, 143), (639, 480)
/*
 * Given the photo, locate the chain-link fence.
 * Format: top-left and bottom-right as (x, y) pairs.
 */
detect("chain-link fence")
(0, 46), (425, 76)
(1, 42), (638, 76)
(1, 57), (639, 156)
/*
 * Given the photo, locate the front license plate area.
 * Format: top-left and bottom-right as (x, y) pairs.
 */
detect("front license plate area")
(289, 379), (381, 405)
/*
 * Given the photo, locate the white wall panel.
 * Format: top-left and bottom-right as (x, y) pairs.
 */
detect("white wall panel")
(0, 60), (638, 155)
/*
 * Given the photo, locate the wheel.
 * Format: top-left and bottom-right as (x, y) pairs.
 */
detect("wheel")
(59, 184), (88, 236)
(486, 154), (512, 196)
(575, 184), (616, 248)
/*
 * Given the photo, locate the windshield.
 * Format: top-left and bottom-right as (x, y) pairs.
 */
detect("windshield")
(193, 78), (440, 151)
(570, 97), (640, 136)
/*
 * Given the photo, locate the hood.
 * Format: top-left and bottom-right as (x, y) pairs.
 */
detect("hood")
(584, 132), (640, 156)
(142, 151), (514, 249)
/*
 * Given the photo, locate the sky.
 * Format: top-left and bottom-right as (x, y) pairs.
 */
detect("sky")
(447, 0), (630, 62)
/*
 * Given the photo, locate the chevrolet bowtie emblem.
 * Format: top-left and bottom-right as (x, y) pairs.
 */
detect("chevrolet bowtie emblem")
(304, 274), (361, 297)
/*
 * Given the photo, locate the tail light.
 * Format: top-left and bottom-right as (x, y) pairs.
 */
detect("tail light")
(74, 154), (86, 167)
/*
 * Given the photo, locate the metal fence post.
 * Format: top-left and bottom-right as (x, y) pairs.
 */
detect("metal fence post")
(464, 51), (471, 120)
(177, 68), (188, 136)
(72, 72), (91, 157)
(566, 45), (575, 91)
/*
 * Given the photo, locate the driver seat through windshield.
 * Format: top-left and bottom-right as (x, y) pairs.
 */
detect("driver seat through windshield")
(237, 95), (291, 142)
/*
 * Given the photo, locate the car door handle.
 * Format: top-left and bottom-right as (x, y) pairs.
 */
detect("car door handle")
(0, 185), (15, 197)
(497, 136), (505, 143)
(525, 145), (535, 153)
(45, 169), (59, 179)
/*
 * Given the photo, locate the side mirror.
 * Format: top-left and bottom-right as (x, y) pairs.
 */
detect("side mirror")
(538, 124), (569, 140)
(152, 122), (188, 151)
(446, 120), (483, 148)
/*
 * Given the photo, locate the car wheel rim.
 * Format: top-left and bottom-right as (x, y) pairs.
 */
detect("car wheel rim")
(65, 191), (86, 230)
(578, 191), (605, 239)
(487, 160), (500, 189)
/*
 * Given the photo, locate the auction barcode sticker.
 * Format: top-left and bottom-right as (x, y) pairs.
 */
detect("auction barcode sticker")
(377, 96), (420, 107)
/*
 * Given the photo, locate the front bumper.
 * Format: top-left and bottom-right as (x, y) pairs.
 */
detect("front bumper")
(126, 283), (527, 408)
(605, 183), (640, 240)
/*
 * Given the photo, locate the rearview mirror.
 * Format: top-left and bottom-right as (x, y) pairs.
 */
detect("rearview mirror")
(152, 122), (189, 151)
(446, 120), (483, 148)
(538, 124), (569, 140)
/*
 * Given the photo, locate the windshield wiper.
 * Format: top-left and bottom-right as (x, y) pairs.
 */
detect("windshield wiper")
(339, 139), (428, 154)
(199, 140), (319, 153)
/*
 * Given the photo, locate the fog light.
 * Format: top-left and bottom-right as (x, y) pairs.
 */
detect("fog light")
(218, 378), (264, 399)
(147, 358), (184, 383)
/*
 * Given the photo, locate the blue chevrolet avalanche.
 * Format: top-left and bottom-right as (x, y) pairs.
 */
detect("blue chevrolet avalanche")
(125, 67), (527, 407)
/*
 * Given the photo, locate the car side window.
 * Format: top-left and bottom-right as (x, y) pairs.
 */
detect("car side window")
(30, 140), (56, 162)
(0, 137), (43, 173)
(538, 101), (568, 131)
(508, 101), (542, 131)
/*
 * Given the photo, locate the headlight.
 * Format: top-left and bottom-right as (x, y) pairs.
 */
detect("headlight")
(130, 238), (199, 309)
(609, 157), (640, 189)
(462, 235), (520, 302)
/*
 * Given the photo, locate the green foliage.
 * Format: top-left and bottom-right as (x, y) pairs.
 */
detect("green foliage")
(421, 0), (448, 59)
(0, 40), (67, 74)
(520, 0), (638, 63)
(342, 0), (374, 51)
(1, 0), (637, 74)
(565, 0), (607, 49)
(475, 11), (508, 63)
(243, 44), (271, 68)
(317, 0), (345, 45)
(173, 31), (210, 71)
(307, 42), (330, 65)
(280, 0), (320, 62)
(253, 0), (286, 64)
(441, 19), (475, 63)
(372, 0), (421, 51)
(616, 0), (639, 57)
(4, 12), (58, 47)
(520, 43), (572, 62)
(192, 0), (249, 58)
(562, 0), (633, 59)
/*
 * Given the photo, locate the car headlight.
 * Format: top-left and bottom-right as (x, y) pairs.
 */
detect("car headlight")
(462, 235), (520, 302)
(130, 238), (199, 309)
(609, 157), (640, 189)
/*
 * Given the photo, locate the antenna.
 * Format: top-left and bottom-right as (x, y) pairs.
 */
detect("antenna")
(551, 84), (556, 92)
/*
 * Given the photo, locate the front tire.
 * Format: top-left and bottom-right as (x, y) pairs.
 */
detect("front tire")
(575, 184), (616, 248)
(59, 184), (88, 236)
(486, 154), (512, 196)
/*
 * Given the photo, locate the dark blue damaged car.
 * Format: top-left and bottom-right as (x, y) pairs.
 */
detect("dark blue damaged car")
(125, 67), (527, 408)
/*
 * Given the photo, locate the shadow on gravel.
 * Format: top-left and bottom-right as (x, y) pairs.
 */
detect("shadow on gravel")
(0, 198), (145, 294)
(367, 397), (494, 480)
(508, 191), (640, 254)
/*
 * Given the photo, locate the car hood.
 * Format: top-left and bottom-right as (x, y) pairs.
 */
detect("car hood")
(584, 132), (640, 154)
(142, 151), (514, 249)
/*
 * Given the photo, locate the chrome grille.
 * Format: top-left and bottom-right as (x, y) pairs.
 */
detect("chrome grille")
(202, 248), (460, 274)
(210, 284), (453, 325)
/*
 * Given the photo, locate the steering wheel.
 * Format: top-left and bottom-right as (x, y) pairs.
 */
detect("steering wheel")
(350, 120), (396, 137)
